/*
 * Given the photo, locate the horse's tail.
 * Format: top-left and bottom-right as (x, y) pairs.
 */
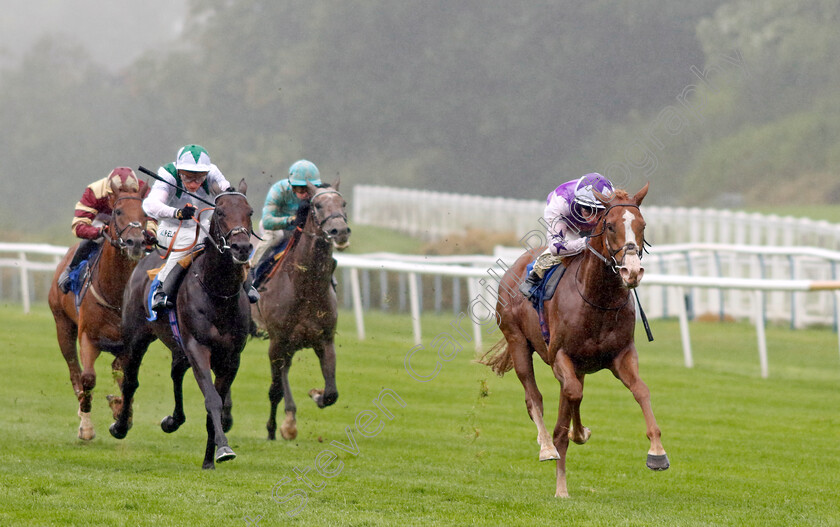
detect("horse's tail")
(478, 337), (513, 376)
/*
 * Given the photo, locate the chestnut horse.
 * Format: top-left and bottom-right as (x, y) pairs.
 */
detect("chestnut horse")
(110, 180), (253, 469)
(480, 182), (668, 498)
(251, 181), (351, 440)
(48, 176), (149, 440)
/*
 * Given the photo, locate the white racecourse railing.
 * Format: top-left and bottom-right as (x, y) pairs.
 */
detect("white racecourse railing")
(352, 185), (840, 249)
(4, 242), (840, 378)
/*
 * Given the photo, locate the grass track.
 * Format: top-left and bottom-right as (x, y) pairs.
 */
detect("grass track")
(1, 304), (838, 526)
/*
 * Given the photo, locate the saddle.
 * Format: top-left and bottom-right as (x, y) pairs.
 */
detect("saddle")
(525, 262), (566, 344)
(252, 238), (292, 289)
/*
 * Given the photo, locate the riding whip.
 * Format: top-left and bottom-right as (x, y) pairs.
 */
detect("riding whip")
(137, 165), (215, 207)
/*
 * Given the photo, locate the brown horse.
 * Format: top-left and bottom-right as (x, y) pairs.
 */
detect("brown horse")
(48, 176), (149, 440)
(480, 182), (668, 498)
(110, 180), (253, 469)
(251, 180), (351, 440)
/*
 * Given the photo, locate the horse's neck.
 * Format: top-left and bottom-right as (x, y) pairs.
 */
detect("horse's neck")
(290, 229), (333, 284)
(579, 240), (623, 301)
(196, 238), (244, 290)
(94, 242), (133, 296)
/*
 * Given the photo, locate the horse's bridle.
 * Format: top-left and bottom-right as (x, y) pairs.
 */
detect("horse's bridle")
(586, 203), (647, 274)
(305, 189), (348, 240)
(203, 191), (253, 255)
(103, 195), (147, 253)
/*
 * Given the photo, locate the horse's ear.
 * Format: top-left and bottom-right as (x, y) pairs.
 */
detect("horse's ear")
(238, 178), (247, 195)
(210, 181), (222, 195)
(306, 181), (318, 196)
(634, 182), (650, 206)
(140, 180), (151, 199)
(593, 188), (614, 207)
(332, 176), (341, 191)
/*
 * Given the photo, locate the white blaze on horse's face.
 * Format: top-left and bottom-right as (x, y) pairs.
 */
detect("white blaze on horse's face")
(618, 209), (645, 288)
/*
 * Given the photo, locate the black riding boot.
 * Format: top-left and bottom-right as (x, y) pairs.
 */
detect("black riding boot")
(152, 263), (188, 312)
(518, 269), (542, 300)
(58, 239), (98, 294)
(243, 271), (260, 303)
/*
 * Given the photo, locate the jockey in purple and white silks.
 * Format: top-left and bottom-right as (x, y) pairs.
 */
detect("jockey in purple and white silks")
(520, 173), (614, 299)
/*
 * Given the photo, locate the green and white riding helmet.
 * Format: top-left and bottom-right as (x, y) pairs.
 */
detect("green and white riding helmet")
(175, 144), (212, 172)
(288, 159), (322, 187)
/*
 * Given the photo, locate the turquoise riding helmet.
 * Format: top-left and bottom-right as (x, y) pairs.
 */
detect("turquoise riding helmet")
(289, 160), (322, 187)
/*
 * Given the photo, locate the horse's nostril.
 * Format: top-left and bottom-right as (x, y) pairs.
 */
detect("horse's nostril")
(329, 229), (339, 236)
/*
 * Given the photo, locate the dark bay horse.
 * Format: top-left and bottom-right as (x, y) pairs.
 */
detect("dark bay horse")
(480, 182), (668, 498)
(110, 180), (253, 469)
(48, 175), (149, 440)
(251, 180), (351, 440)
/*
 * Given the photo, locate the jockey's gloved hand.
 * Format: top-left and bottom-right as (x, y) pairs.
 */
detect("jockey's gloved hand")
(293, 200), (310, 228)
(175, 204), (197, 220)
(143, 230), (158, 247)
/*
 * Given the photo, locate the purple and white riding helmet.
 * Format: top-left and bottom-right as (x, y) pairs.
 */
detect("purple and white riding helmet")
(573, 173), (614, 210)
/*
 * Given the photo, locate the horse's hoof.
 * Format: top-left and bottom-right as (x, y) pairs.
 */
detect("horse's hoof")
(309, 388), (324, 407)
(109, 422), (127, 440)
(646, 453), (670, 471)
(539, 446), (561, 461)
(160, 416), (183, 434)
(222, 414), (233, 433)
(202, 462), (216, 470)
(280, 424), (298, 440)
(569, 426), (591, 445)
(215, 446), (236, 463)
(78, 428), (96, 441)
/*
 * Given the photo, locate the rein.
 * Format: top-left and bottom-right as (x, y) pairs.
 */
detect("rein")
(573, 262), (631, 311)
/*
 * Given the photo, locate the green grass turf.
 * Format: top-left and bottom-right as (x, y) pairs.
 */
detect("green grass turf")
(0, 303), (838, 526)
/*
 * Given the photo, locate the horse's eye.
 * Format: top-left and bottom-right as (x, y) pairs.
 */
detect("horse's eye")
(607, 224), (615, 233)
(115, 209), (123, 216)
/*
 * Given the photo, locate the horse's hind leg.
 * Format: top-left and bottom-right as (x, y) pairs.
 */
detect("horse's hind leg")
(267, 343), (296, 440)
(309, 341), (338, 408)
(54, 313), (84, 433)
(611, 347), (669, 471)
(508, 336), (559, 462)
(161, 353), (189, 433)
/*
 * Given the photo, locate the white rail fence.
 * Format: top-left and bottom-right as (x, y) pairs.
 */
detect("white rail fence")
(5, 242), (839, 378)
(352, 185), (840, 249)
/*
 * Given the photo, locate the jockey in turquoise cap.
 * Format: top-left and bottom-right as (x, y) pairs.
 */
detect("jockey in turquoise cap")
(251, 159), (322, 267)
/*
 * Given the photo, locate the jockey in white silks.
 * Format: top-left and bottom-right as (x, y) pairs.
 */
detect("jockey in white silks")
(520, 173), (615, 299)
(143, 144), (259, 311)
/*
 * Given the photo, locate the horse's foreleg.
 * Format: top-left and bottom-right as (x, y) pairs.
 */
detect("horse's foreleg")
(611, 348), (669, 471)
(310, 341), (338, 408)
(161, 353), (189, 433)
(551, 353), (587, 498)
(190, 356), (235, 469)
(107, 354), (129, 420)
(109, 337), (149, 440)
(509, 338), (558, 462)
(77, 333), (101, 440)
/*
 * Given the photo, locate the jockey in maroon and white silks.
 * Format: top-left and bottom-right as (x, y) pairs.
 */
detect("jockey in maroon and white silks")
(520, 173), (614, 298)
(57, 168), (154, 293)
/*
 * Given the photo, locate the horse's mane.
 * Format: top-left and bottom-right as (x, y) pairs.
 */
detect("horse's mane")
(609, 189), (630, 202)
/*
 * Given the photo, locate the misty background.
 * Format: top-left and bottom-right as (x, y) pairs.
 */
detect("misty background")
(2, 0), (839, 242)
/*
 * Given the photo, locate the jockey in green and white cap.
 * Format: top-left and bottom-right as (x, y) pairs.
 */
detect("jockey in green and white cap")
(143, 144), (259, 311)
